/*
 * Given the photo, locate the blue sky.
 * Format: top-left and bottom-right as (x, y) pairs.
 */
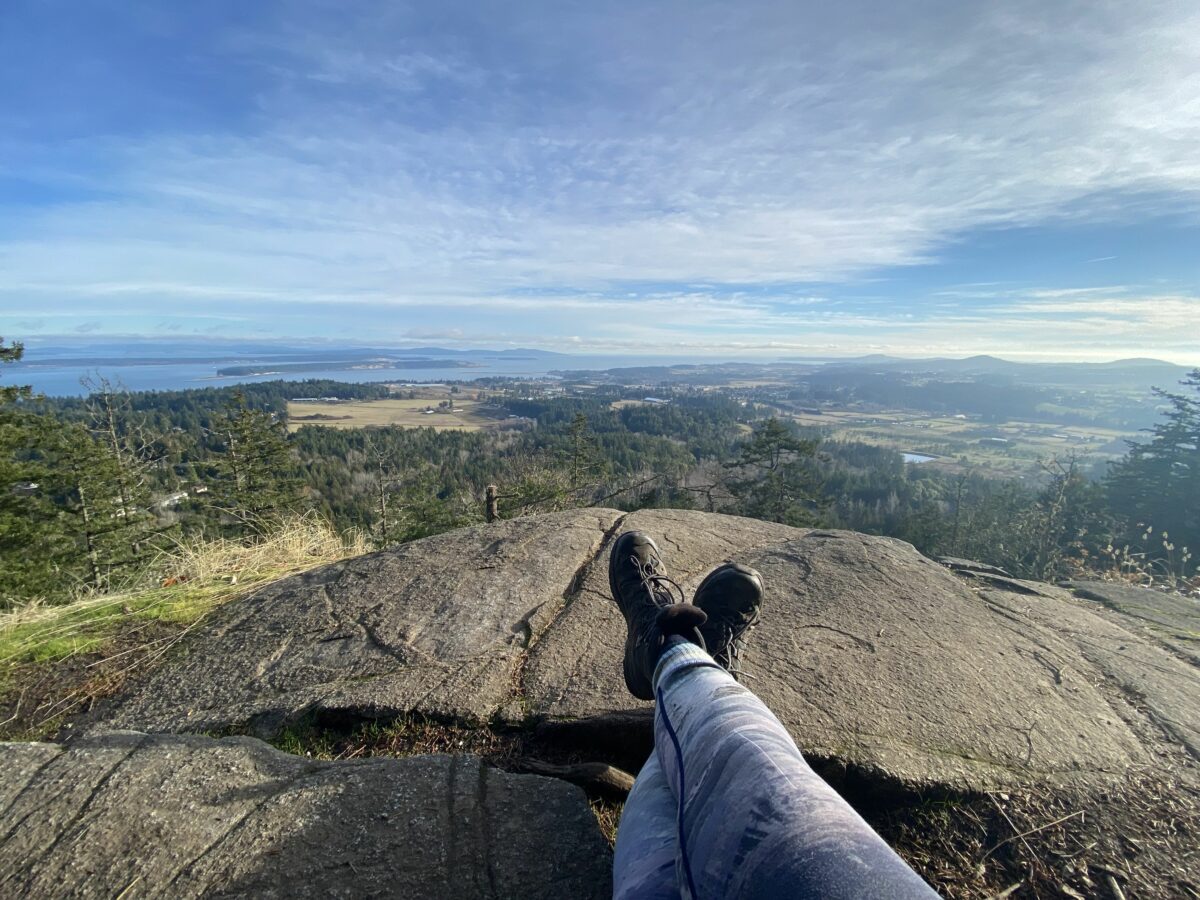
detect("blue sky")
(1, 0), (1198, 362)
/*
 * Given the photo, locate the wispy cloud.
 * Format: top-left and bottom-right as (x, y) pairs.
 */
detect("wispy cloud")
(1, 0), (1198, 361)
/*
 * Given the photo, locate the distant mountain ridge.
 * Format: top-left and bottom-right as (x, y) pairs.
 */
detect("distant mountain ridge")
(783, 352), (1185, 371)
(782, 353), (1191, 387)
(19, 338), (1190, 371)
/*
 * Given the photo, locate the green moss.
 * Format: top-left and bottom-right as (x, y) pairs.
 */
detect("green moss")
(27, 634), (107, 663)
(271, 722), (338, 760)
(1, 583), (238, 676)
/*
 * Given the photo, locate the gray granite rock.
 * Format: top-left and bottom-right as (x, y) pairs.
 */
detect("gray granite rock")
(101, 509), (622, 735)
(1066, 579), (1200, 665)
(0, 732), (611, 899)
(94, 509), (1200, 793)
(937, 556), (1013, 577)
(525, 521), (1194, 791)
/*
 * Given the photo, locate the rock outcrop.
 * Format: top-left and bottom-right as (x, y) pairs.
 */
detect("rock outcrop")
(8, 509), (1199, 897)
(100, 508), (1200, 793)
(0, 732), (611, 898)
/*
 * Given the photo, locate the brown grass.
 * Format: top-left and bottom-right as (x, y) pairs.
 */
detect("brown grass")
(0, 514), (369, 739)
(287, 398), (498, 431)
(872, 775), (1200, 899)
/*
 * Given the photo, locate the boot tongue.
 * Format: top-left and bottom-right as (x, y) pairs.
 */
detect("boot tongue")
(655, 604), (708, 636)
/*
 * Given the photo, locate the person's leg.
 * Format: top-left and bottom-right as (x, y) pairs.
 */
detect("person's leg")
(651, 639), (940, 900)
(611, 754), (680, 900)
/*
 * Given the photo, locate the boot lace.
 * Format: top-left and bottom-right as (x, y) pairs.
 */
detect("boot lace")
(711, 621), (756, 680)
(632, 554), (686, 606)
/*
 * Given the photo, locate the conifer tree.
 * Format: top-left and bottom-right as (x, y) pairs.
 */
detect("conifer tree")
(1022, 456), (1109, 581)
(0, 339), (69, 602)
(0, 409), (71, 604)
(209, 391), (305, 530)
(4, 417), (154, 595)
(80, 375), (173, 564)
(726, 417), (822, 526)
(363, 432), (404, 546)
(0, 336), (29, 402)
(1105, 369), (1200, 574)
(562, 412), (609, 492)
(54, 423), (133, 589)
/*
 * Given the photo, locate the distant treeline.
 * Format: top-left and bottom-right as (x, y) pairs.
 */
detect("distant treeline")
(3, 355), (1197, 607)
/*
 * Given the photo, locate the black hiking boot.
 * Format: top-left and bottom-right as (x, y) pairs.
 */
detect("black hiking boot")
(608, 531), (707, 700)
(692, 563), (764, 679)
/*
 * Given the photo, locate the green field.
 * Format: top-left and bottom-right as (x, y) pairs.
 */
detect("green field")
(783, 408), (1134, 476)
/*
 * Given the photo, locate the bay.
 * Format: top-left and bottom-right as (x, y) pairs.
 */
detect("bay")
(7, 353), (696, 397)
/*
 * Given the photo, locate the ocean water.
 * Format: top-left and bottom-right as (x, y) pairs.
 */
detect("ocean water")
(7, 354), (690, 397)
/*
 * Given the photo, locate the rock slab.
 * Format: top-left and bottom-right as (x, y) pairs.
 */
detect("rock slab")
(0, 732), (612, 899)
(99, 508), (1200, 793)
(103, 509), (621, 735)
(1066, 579), (1200, 665)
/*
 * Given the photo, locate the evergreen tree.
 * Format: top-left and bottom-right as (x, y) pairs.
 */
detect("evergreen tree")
(562, 412), (609, 493)
(1023, 456), (1110, 581)
(0, 409), (73, 604)
(1105, 369), (1200, 576)
(387, 466), (480, 542)
(209, 391), (305, 530)
(1, 337), (29, 402)
(2, 414), (159, 597)
(493, 450), (575, 518)
(53, 422), (135, 589)
(726, 418), (822, 526)
(80, 375), (174, 563)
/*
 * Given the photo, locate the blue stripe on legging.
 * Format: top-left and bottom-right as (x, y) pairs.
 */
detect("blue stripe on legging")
(658, 683), (700, 900)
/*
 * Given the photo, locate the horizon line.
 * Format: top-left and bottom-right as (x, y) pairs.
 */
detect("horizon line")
(7, 333), (1199, 369)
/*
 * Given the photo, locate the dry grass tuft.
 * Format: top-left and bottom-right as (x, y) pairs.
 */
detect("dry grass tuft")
(875, 773), (1200, 899)
(0, 514), (369, 738)
(590, 799), (623, 847)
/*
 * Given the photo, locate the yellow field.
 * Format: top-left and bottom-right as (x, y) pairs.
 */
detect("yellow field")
(287, 397), (498, 432)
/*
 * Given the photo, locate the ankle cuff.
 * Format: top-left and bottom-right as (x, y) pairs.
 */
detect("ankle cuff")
(652, 640), (718, 694)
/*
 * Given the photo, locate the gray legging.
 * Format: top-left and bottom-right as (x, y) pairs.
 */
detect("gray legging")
(613, 641), (941, 899)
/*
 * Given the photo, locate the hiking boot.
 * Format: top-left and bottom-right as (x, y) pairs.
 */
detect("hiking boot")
(608, 531), (707, 700)
(692, 563), (764, 679)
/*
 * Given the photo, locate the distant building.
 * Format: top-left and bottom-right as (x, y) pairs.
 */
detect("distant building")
(643, 397), (669, 404)
(978, 437), (1010, 447)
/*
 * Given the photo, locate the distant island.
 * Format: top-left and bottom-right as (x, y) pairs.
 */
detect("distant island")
(216, 358), (481, 377)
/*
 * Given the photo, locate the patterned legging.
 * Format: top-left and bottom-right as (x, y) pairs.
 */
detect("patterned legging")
(613, 642), (941, 899)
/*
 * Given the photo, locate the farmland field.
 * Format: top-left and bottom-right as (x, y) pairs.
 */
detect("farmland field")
(287, 396), (499, 432)
(780, 407), (1134, 478)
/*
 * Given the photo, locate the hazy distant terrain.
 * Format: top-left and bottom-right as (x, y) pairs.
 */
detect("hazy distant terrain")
(10, 340), (1190, 412)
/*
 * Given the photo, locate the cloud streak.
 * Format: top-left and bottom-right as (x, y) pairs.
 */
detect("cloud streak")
(1, 0), (1198, 361)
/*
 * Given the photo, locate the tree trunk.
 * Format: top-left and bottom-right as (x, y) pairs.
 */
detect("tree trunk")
(76, 480), (102, 588)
